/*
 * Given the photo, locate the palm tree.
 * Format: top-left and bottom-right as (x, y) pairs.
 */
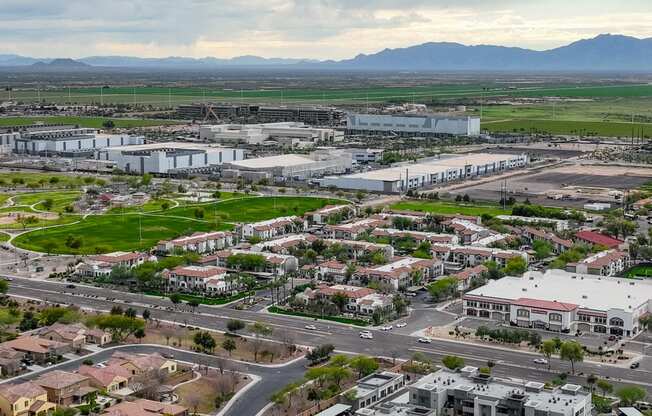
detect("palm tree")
(344, 262), (357, 283)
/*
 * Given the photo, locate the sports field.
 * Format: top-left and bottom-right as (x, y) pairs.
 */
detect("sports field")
(11, 196), (346, 254)
(390, 200), (510, 217)
(0, 116), (179, 128)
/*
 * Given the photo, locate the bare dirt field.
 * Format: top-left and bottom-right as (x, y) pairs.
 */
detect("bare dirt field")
(0, 211), (58, 224)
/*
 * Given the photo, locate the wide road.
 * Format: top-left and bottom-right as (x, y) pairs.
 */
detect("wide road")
(7, 277), (652, 395)
(0, 343), (306, 416)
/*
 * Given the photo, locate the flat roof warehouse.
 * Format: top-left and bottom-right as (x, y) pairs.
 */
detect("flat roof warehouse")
(319, 153), (528, 193)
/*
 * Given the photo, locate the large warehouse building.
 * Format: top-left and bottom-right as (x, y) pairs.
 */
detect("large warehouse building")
(347, 113), (481, 136)
(98, 142), (244, 174)
(199, 122), (341, 145)
(320, 153), (527, 192)
(178, 103), (345, 125)
(12, 127), (144, 157)
(223, 152), (351, 181)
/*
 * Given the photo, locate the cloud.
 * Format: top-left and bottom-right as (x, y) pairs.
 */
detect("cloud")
(0, 0), (651, 59)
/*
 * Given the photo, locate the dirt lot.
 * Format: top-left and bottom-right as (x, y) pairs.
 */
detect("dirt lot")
(452, 163), (652, 205)
(0, 211), (58, 224)
(176, 368), (250, 414)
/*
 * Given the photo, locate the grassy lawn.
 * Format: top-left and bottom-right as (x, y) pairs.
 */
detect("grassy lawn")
(166, 196), (346, 223)
(0, 172), (103, 189)
(390, 200), (510, 217)
(624, 265), (652, 278)
(0, 116), (179, 129)
(268, 306), (370, 326)
(12, 213), (231, 254)
(0, 194), (9, 206)
(16, 191), (81, 212)
(0, 233), (9, 243)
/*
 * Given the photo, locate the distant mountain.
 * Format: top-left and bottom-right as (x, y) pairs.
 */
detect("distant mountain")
(2, 34), (651, 71)
(328, 34), (652, 71)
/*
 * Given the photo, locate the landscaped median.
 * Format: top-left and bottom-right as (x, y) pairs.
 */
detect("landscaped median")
(267, 306), (370, 326)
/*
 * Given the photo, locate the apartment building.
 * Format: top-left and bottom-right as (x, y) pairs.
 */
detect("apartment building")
(521, 227), (573, 254)
(371, 228), (459, 245)
(566, 250), (630, 276)
(77, 251), (151, 277)
(322, 239), (395, 261)
(200, 249), (299, 276)
(296, 284), (393, 315)
(358, 257), (444, 290)
(305, 204), (356, 225)
(156, 231), (234, 255)
(250, 234), (317, 255)
(241, 216), (307, 240)
(163, 265), (233, 294)
(324, 216), (390, 240)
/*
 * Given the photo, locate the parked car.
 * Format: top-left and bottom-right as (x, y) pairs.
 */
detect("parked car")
(417, 338), (432, 344)
(66, 284), (76, 289)
(379, 325), (393, 331)
(396, 322), (407, 328)
(630, 362), (640, 369)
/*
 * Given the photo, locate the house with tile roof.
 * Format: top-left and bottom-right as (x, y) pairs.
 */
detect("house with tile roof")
(357, 257), (444, 290)
(199, 249), (298, 276)
(449, 265), (488, 291)
(521, 226), (573, 254)
(38, 323), (112, 348)
(34, 370), (95, 406)
(156, 231), (234, 255)
(1, 336), (70, 364)
(163, 265), (233, 294)
(323, 216), (390, 240)
(321, 238), (395, 260)
(296, 284), (393, 316)
(304, 204), (355, 225)
(0, 381), (56, 416)
(575, 230), (624, 249)
(78, 365), (131, 393)
(241, 216), (307, 240)
(0, 347), (25, 377)
(77, 251), (152, 277)
(566, 250), (630, 277)
(250, 234), (317, 255)
(108, 352), (177, 376)
(102, 399), (187, 416)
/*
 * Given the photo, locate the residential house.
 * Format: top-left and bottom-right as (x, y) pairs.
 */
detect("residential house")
(0, 382), (56, 416)
(241, 216), (307, 240)
(521, 226), (573, 254)
(450, 265), (488, 291)
(346, 372), (405, 411)
(34, 370), (95, 406)
(201, 249), (298, 276)
(448, 246), (527, 268)
(296, 284), (393, 315)
(2, 336), (70, 364)
(77, 252), (152, 278)
(358, 257), (444, 290)
(371, 228), (459, 245)
(156, 231), (234, 255)
(38, 323), (112, 348)
(315, 260), (349, 282)
(107, 352), (178, 376)
(566, 250), (630, 276)
(250, 234), (317, 255)
(78, 365), (131, 393)
(103, 399), (187, 416)
(323, 216), (390, 240)
(163, 265), (234, 294)
(443, 219), (492, 245)
(322, 239), (395, 260)
(305, 205), (356, 225)
(0, 347), (25, 377)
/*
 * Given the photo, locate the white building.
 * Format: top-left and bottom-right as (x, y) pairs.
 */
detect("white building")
(199, 122), (340, 145)
(241, 216), (307, 240)
(320, 153), (527, 193)
(0, 131), (19, 155)
(359, 257), (444, 289)
(463, 269), (652, 337)
(224, 153), (351, 181)
(495, 215), (570, 232)
(347, 114), (480, 136)
(156, 231), (235, 255)
(305, 204), (356, 225)
(566, 250), (630, 276)
(76, 252), (151, 277)
(13, 128), (144, 156)
(201, 249), (299, 276)
(250, 234), (317, 254)
(164, 265), (233, 294)
(97, 142), (244, 174)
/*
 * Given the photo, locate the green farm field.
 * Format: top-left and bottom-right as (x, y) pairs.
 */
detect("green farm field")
(390, 200), (510, 217)
(0, 116), (179, 128)
(481, 119), (652, 138)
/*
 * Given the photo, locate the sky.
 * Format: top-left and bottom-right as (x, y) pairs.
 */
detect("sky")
(2, 0), (652, 59)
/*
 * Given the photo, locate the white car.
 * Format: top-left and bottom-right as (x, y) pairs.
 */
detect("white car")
(380, 325), (393, 331)
(533, 358), (548, 365)
(417, 338), (432, 344)
(359, 331), (374, 339)
(304, 325), (317, 330)
(396, 322), (407, 328)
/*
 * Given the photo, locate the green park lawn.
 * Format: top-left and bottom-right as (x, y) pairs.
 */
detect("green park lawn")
(17, 191), (82, 212)
(624, 265), (652, 279)
(166, 196), (346, 223)
(0, 232), (9, 243)
(12, 196), (344, 254)
(390, 200), (510, 217)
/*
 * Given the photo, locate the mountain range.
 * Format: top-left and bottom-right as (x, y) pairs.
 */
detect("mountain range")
(1, 34), (651, 71)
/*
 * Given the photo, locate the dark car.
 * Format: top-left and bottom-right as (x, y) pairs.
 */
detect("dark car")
(66, 284), (76, 289)
(630, 362), (640, 369)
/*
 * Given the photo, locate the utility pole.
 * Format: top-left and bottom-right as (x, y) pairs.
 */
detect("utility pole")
(100, 86), (103, 106)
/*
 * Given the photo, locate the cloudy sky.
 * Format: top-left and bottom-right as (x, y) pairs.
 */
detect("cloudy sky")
(2, 0), (652, 59)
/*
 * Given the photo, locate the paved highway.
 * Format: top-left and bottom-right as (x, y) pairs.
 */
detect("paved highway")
(6, 277), (652, 396)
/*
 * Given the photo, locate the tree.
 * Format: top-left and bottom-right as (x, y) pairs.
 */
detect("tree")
(140, 173), (152, 187)
(330, 292), (349, 313)
(0, 279), (7, 295)
(349, 355), (379, 378)
(427, 277), (458, 301)
(102, 120), (115, 129)
(226, 319), (245, 333)
(89, 314), (145, 343)
(306, 344), (335, 365)
(616, 386), (646, 406)
(503, 256), (527, 275)
(142, 310), (151, 321)
(222, 338), (237, 356)
(41, 198), (54, 211)
(586, 374), (597, 393)
(110, 306), (124, 315)
(134, 328), (146, 343)
(540, 339), (558, 370)
(169, 293), (182, 306)
(597, 379), (613, 397)
(249, 322), (272, 362)
(193, 331), (216, 353)
(532, 240), (553, 260)
(559, 341), (584, 375)
(442, 355), (465, 370)
(124, 308), (137, 318)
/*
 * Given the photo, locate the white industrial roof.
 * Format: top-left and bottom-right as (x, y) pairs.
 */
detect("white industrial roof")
(230, 154), (317, 169)
(107, 141), (230, 152)
(466, 269), (652, 312)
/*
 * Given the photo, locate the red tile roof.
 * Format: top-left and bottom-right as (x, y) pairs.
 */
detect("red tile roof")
(575, 230), (623, 248)
(513, 297), (578, 312)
